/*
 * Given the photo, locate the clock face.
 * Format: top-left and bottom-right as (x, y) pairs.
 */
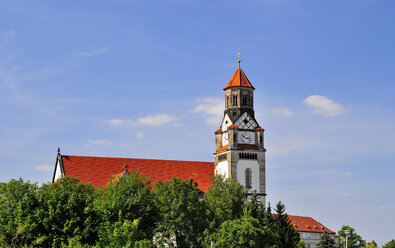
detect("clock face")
(240, 132), (252, 144)
(222, 133), (229, 146)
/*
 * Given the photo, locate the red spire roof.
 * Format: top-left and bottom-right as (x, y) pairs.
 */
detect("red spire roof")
(228, 124), (238, 129)
(214, 129), (222, 133)
(223, 67), (254, 90)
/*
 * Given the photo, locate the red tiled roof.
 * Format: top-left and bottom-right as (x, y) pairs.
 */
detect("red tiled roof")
(223, 67), (254, 90)
(216, 145), (228, 152)
(61, 155), (214, 193)
(237, 144), (259, 150)
(215, 129), (222, 133)
(256, 126), (264, 131)
(228, 124), (238, 129)
(288, 215), (336, 234)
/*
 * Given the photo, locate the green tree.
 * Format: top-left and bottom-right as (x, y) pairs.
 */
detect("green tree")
(32, 177), (98, 247)
(153, 177), (207, 247)
(95, 171), (157, 246)
(0, 178), (38, 247)
(338, 225), (365, 248)
(297, 239), (306, 248)
(249, 198), (277, 247)
(102, 218), (148, 248)
(211, 207), (272, 248)
(364, 240), (378, 248)
(204, 175), (248, 231)
(383, 239), (395, 248)
(2, 177), (98, 247)
(316, 231), (336, 248)
(272, 201), (300, 248)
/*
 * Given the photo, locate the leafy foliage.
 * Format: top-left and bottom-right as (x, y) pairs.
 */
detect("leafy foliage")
(95, 172), (157, 246)
(316, 231), (336, 248)
(152, 177), (207, 247)
(272, 201), (300, 248)
(0, 174), (304, 247)
(383, 239), (395, 248)
(364, 240), (378, 248)
(297, 239), (306, 248)
(338, 225), (366, 248)
(211, 207), (271, 248)
(0, 178), (38, 246)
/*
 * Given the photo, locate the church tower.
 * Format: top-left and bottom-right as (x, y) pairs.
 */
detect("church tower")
(214, 56), (266, 205)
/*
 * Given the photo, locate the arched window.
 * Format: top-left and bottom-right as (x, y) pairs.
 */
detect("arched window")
(245, 168), (252, 188)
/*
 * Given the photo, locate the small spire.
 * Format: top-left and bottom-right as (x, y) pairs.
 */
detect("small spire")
(237, 49), (241, 68)
(57, 147), (61, 155)
(122, 164), (129, 178)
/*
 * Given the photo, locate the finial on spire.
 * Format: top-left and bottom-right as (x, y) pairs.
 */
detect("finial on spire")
(122, 164), (130, 178)
(237, 49), (241, 68)
(57, 147), (61, 155)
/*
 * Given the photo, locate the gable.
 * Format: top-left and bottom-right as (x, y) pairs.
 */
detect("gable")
(52, 154), (65, 183)
(221, 114), (233, 132)
(60, 155), (214, 193)
(234, 112), (258, 130)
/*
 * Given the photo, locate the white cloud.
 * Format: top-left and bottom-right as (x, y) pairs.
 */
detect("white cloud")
(106, 114), (179, 127)
(34, 164), (53, 171)
(345, 172), (352, 176)
(88, 139), (112, 145)
(136, 131), (144, 139)
(71, 48), (107, 57)
(193, 98), (223, 126)
(272, 107), (294, 117)
(135, 114), (179, 126)
(106, 118), (131, 126)
(303, 95), (344, 116)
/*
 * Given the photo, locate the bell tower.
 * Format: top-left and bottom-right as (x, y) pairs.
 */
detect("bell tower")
(214, 54), (266, 205)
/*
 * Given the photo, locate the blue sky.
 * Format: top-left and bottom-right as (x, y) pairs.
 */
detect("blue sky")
(1, 0), (394, 245)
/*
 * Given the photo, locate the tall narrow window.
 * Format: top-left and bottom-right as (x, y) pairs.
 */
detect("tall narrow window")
(242, 95), (247, 105)
(233, 95), (238, 106)
(260, 135), (263, 147)
(226, 96), (230, 108)
(245, 168), (252, 188)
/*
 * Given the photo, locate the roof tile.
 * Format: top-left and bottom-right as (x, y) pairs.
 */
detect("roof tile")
(288, 215), (335, 234)
(61, 155), (214, 193)
(223, 67), (254, 90)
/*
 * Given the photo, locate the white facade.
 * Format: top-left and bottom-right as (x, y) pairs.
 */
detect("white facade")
(54, 160), (62, 182)
(236, 160), (260, 192)
(216, 160), (229, 178)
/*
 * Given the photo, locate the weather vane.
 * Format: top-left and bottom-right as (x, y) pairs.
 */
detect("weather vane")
(237, 49), (241, 68)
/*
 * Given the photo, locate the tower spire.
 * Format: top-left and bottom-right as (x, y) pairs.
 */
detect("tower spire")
(237, 49), (241, 68)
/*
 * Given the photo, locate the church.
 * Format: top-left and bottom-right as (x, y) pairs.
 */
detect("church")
(52, 57), (335, 247)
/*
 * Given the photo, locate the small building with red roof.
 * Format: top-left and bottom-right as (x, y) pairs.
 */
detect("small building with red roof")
(288, 215), (337, 247)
